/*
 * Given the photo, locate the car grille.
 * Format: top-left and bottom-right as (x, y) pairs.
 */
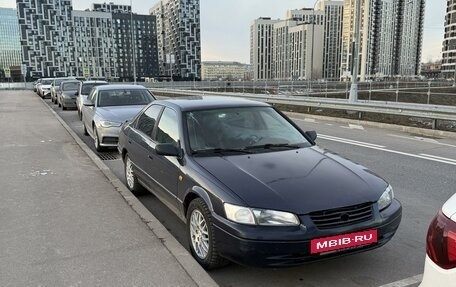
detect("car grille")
(309, 203), (373, 229)
(102, 137), (118, 144)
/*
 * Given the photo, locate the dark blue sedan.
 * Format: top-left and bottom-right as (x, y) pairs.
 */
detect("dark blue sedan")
(117, 96), (402, 269)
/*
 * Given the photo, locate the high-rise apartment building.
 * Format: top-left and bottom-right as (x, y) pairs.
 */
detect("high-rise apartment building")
(251, 2), (342, 81)
(341, 0), (425, 80)
(442, 0), (456, 78)
(14, 1), (158, 81)
(72, 10), (116, 79)
(250, 18), (280, 80)
(0, 8), (22, 71)
(316, 1), (344, 80)
(16, 0), (75, 78)
(112, 13), (159, 81)
(150, 0), (201, 80)
(272, 19), (323, 80)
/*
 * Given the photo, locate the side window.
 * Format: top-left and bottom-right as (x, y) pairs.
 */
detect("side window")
(136, 105), (162, 137)
(155, 107), (179, 145)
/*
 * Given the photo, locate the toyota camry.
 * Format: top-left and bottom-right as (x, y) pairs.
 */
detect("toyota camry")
(117, 96), (402, 269)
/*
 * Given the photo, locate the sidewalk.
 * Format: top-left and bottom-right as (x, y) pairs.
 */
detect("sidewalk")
(0, 90), (216, 287)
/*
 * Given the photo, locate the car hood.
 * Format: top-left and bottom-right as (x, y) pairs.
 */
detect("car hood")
(96, 105), (145, 123)
(193, 146), (387, 214)
(41, 84), (52, 88)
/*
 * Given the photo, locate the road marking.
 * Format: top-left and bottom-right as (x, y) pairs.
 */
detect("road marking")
(319, 134), (456, 166)
(420, 153), (456, 164)
(349, 124), (365, 130)
(377, 274), (422, 287)
(303, 118), (316, 123)
(319, 134), (386, 148)
(388, 134), (456, 148)
(325, 123), (334, 126)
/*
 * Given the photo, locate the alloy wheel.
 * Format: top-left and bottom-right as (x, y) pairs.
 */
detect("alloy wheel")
(190, 209), (210, 259)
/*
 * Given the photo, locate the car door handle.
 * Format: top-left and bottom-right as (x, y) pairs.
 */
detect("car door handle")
(128, 140), (131, 144)
(148, 155), (153, 160)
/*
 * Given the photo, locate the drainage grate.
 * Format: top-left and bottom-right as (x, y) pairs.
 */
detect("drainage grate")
(97, 152), (120, 161)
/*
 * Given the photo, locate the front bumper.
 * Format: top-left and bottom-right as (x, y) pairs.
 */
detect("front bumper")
(62, 97), (77, 108)
(213, 200), (402, 267)
(97, 125), (121, 147)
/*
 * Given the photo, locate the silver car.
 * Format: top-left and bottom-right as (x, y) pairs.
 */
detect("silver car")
(57, 80), (81, 110)
(51, 77), (75, 104)
(76, 80), (108, 120)
(81, 85), (155, 151)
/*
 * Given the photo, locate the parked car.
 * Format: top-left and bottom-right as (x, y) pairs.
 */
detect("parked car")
(51, 77), (75, 104)
(117, 96), (402, 269)
(37, 78), (54, 99)
(33, 79), (42, 93)
(81, 85), (155, 151)
(76, 80), (108, 120)
(57, 80), (81, 110)
(420, 193), (456, 286)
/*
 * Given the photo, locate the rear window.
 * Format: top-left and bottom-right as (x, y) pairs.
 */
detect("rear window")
(81, 83), (107, 95)
(42, 80), (52, 85)
(62, 82), (80, 91)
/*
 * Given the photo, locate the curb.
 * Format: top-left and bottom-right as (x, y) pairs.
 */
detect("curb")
(286, 112), (456, 140)
(40, 97), (219, 287)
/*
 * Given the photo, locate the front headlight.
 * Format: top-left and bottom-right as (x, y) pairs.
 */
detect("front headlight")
(224, 203), (300, 226)
(377, 185), (394, 211)
(100, 120), (122, 128)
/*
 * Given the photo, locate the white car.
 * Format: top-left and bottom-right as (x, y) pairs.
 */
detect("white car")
(37, 78), (54, 99)
(420, 193), (456, 286)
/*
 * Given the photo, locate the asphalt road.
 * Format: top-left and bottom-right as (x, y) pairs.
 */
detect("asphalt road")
(46, 97), (456, 287)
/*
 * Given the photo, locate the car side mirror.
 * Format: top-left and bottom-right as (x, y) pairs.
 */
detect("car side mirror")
(83, 100), (94, 106)
(74, 91), (79, 96)
(155, 143), (181, 157)
(305, 130), (317, 143)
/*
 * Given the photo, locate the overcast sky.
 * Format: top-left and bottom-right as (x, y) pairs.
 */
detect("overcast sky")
(0, 0), (446, 63)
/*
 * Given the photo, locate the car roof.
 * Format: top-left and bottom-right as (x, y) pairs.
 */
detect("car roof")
(95, 84), (148, 91)
(81, 81), (108, 85)
(61, 80), (81, 84)
(153, 96), (270, 112)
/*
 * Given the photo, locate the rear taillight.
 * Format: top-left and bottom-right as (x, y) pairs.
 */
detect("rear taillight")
(426, 211), (456, 269)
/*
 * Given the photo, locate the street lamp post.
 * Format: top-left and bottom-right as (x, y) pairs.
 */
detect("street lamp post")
(349, 0), (362, 102)
(130, 0), (137, 84)
(310, 0), (319, 93)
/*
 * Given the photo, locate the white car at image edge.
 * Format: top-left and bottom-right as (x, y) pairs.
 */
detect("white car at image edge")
(420, 193), (456, 286)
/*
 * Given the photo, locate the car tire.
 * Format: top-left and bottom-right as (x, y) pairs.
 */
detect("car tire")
(78, 109), (82, 121)
(124, 154), (144, 195)
(62, 104), (67, 110)
(187, 198), (228, 270)
(83, 120), (89, 136)
(94, 127), (104, 152)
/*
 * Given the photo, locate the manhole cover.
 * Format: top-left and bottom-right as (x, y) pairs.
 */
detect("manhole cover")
(97, 152), (120, 161)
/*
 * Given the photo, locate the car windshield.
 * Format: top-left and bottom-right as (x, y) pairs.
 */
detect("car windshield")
(41, 80), (52, 85)
(62, 82), (80, 91)
(81, 83), (107, 95)
(97, 89), (154, 107)
(186, 107), (311, 154)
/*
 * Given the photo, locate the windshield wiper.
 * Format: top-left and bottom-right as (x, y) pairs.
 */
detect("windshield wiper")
(192, 148), (253, 155)
(245, 143), (301, 150)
